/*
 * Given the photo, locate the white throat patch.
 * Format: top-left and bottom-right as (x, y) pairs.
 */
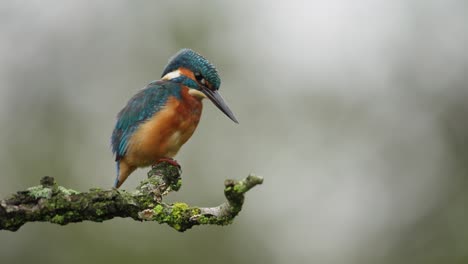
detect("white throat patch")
(188, 88), (206, 99)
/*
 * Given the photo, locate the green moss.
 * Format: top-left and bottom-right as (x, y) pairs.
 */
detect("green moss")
(148, 202), (193, 231)
(55, 198), (69, 208)
(95, 209), (104, 216)
(27, 186), (52, 199)
(153, 204), (164, 215)
(169, 203), (190, 231)
(129, 190), (154, 208)
(172, 202), (189, 213)
(4, 216), (25, 231)
(191, 208), (201, 215)
(48, 195), (72, 210)
(51, 214), (65, 224)
(233, 184), (246, 193)
(170, 179), (182, 191)
(196, 215), (212, 225)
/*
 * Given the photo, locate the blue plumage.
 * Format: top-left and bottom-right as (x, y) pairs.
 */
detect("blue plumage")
(111, 81), (181, 161)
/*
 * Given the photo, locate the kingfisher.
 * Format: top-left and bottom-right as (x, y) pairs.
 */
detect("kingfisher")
(111, 49), (238, 188)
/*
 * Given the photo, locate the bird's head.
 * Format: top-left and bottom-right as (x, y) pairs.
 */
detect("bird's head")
(161, 49), (238, 123)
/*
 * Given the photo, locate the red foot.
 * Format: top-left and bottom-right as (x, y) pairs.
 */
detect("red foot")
(154, 158), (181, 168)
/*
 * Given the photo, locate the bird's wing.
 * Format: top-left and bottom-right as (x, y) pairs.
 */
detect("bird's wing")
(111, 81), (180, 160)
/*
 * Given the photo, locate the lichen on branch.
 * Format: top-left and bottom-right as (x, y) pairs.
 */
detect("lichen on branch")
(0, 162), (263, 232)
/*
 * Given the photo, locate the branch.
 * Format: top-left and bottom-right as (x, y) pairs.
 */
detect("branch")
(0, 162), (263, 232)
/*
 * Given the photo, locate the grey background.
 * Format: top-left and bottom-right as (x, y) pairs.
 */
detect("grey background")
(1, 1), (468, 263)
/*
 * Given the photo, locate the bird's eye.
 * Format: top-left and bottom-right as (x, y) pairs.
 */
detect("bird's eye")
(194, 72), (206, 85)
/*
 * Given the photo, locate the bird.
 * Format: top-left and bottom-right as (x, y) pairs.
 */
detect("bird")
(111, 49), (238, 188)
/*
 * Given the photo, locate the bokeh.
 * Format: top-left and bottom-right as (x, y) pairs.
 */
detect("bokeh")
(1, 1), (468, 263)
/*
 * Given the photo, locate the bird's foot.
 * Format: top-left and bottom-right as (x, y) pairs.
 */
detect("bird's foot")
(153, 158), (181, 169)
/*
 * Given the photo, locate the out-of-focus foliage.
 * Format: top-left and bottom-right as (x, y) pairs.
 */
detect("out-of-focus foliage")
(0, 1), (467, 263)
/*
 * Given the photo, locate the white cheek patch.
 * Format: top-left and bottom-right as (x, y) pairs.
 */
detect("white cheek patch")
(161, 69), (181, 80)
(188, 88), (206, 99)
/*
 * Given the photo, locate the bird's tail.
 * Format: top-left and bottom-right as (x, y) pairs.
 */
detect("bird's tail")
(113, 162), (121, 188)
(114, 160), (136, 188)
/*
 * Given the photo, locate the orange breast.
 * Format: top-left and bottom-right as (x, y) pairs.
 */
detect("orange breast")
(124, 86), (203, 167)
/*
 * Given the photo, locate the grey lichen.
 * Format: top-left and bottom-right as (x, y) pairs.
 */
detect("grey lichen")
(27, 186), (53, 199)
(57, 186), (79, 196)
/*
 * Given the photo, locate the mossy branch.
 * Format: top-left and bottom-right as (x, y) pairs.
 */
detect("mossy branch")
(0, 162), (263, 232)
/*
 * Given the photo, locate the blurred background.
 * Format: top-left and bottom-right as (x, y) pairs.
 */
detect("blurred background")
(1, 0), (468, 263)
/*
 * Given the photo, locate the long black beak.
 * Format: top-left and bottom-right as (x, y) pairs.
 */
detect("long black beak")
(201, 86), (238, 123)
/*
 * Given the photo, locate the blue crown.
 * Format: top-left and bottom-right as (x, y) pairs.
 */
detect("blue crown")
(161, 49), (221, 90)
